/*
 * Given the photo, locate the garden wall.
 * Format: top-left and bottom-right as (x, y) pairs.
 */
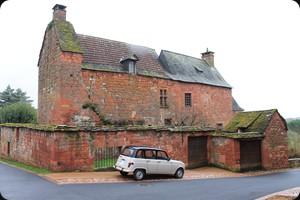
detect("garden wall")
(0, 125), (211, 172)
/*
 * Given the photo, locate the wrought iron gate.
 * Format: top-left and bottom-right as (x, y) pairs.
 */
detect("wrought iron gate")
(94, 147), (121, 169)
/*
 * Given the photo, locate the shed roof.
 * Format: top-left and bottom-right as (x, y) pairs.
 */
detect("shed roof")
(158, 50), (231, 88)
(223, 109), (284, 133)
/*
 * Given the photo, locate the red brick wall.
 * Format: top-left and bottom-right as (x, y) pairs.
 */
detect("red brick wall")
(38, 25), (62, 124)
(0, 126), (210, 172)
(261, 112), (288, 169)
(39, 64), (233, 127)
(210, 137), (241, 171)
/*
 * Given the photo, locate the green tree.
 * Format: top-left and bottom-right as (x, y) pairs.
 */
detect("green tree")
(288, 119), (300, 133)
(0, 85), (33, 107)
(0, 102), (37, 123)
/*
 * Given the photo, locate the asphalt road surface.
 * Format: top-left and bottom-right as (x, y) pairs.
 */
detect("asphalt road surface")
(1, 162), (300, 200)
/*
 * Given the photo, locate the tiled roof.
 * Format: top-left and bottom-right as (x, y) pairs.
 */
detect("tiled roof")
(158, 50), (231, 88)
(40, 20), (235, 87)
(77, 34), (167, 78)
(223, 109), (283, 133)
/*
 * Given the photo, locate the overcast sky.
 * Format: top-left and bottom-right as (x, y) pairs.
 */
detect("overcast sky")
(0, 0), (299, 119)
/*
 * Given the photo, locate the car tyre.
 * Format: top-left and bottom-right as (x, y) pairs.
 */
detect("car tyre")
(133, 169), (145, 181)
(120, 171), (128, 176)
(174, 168), (184, 179)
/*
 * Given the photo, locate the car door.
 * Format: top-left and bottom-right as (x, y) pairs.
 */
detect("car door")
(144, 150), (157, 174)
(133, 150), (148, 170)
(156, 150), (173, 174)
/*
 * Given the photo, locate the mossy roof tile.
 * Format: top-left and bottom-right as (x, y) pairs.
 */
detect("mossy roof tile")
(47, 20), (84, 53)
(223, 109), (278, 133)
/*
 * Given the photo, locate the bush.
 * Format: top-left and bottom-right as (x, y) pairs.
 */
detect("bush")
(288, 130), (300, 158)
(0, 102), (37, 123)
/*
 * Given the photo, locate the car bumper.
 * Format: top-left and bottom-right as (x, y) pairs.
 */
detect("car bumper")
(114, 166), (131, 173)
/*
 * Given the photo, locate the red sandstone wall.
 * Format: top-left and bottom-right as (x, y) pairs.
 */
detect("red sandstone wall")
(0, 127), (54, 169)
(68, 70), (233, 127)
(210, 137), (240, 171)
(0, 126), (210, 172)
(38, 25), (63, 124)
(261, 113), (288, 169)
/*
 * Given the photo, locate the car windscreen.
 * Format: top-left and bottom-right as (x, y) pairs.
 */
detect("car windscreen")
(121, 147), (135, 157)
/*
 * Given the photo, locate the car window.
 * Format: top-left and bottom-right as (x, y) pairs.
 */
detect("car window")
(157, 150), (169, 160)
(136, 150), (145, 158)
(145, 150), (156, 159)
(121, 147), (134, 157)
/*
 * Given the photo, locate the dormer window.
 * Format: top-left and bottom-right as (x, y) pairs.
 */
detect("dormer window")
(120, 54), (139, 74)
(128, 61), (135, 74)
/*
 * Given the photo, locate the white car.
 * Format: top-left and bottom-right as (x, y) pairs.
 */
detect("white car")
(114, 146), (185, 180)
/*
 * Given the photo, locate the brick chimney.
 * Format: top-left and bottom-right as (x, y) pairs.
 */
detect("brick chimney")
(201, 48), (214, 67)
(52, 4), (67, 21)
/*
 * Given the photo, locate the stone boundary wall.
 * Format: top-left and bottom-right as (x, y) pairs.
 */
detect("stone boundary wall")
(289, 158), (300, 168)
(0, 125), (211, 172)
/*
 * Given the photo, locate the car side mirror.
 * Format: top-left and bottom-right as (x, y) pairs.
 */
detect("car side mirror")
(167, 158), (171, 161)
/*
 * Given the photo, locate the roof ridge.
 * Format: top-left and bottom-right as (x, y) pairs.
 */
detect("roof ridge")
(241, 109), (277, 114)
(161, 49), (206, 62)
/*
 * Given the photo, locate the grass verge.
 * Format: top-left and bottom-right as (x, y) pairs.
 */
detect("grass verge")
(0, 158), (52, 174)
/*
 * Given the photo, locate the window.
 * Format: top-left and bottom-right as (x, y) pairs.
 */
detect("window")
(121, 147), (134, 157)
(160, 89), (168, 108)
(216, 123), (223, 131)
(136, 150), (145, 158)
(164, 119), (172, 126)
(128, 61), (136, 74)
(145, 150), (156, 159)
(157, 151), (169, 160)
(185, 93), (192, 107)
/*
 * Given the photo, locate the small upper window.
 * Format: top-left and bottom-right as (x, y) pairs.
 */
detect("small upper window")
(160, 89), (168, 108)
(120, 54), (139, 74)
(128, 61), (136, 74)
(185, 93), (192, 107)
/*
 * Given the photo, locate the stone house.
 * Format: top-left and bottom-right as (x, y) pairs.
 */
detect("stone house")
(0, 5), (288, 172)
(37, 4), (242, 127)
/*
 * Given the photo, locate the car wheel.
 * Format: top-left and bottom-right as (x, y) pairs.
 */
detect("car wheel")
(133, 169), (145, 181)
(120, 171), (128, 176)
(174, 168), (184, 179)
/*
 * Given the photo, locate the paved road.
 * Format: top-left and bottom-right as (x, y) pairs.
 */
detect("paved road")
(1, 162), (300, 200)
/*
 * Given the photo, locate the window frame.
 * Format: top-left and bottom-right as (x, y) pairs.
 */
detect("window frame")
(160, 89), (168, 108)
(128, 61), (136, 74)
(185, 93), (192, 107)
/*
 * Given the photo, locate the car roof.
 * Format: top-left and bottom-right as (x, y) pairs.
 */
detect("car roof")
(124, 146), (165, 151)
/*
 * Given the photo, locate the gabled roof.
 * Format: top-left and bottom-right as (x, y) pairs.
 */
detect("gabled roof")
(38, 20), (83, 66)
(158, 50), (231, 88)
(77, 34), (167, 78)
(39, 20), (234, 88)
(223, 109), (285, 133)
